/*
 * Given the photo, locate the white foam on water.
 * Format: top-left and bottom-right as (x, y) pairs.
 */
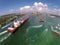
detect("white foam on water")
(45, 28), (48, 32)
(51, 26), (54, 31)
(55, 26), (60, 30)
(26, 25), (43, 34)
(32, 25), (43, 28)
(52, 30), (60, 34)
(55, 23), (60, 30)
(58, 28), (60, 30)
(50, 16), (55, 18)
(56, 26), (58, 29)
(0, 31), (7, 36)
(0, 33), (11, 42)
(26, 26), (31, 33)
(58, 23), (60, 27)
(32, 40), (35, 42)
(1, 23), (12, 29)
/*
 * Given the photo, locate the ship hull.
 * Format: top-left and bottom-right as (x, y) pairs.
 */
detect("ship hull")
(7, 17), (29, 33)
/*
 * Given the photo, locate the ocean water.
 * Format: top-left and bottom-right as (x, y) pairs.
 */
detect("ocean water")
(0, 15), (60, 45)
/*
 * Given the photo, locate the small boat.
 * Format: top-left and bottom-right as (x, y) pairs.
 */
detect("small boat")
(7, 17), (29, 33)
(39, 19), (44, 22)
(51, 26), (60, 36)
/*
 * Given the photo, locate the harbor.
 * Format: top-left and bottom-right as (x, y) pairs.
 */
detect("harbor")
(0, 14), (60, 45)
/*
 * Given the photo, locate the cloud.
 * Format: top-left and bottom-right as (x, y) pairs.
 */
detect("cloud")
(20, 6), (32, 14)
(48, 9), (60, 15)
(20, 2), (48, 14)
(19, 2), (60, 15)
(2, 2), (60, 15)
(20, 6), (31, 10)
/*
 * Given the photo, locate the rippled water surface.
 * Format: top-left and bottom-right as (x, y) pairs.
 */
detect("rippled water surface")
(0, 15), (60, 45)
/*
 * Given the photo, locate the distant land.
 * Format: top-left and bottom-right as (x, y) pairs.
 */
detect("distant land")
(0, 12), (60, 27)
(0, 13), (25, 27)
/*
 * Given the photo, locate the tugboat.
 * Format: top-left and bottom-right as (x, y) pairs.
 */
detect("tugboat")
(39, 19), (44, 22)
(7, 17), (29, 33)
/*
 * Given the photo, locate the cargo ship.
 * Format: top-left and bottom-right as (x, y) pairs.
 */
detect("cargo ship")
(7, 17), (29, 33)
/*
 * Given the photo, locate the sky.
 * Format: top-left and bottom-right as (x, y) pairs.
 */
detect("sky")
(0, 0), (60, 15)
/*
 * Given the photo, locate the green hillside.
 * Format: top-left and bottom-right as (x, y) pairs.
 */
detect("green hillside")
(0, 14), (24, 27)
